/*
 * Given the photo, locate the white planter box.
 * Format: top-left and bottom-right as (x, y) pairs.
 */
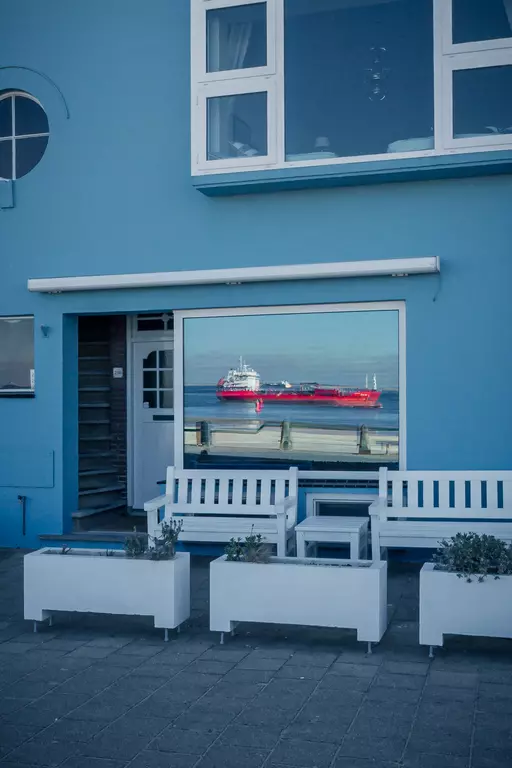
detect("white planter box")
(420, 562), (512, 650)
(24, 549), (190, 636)
(210, 556), (387, 645)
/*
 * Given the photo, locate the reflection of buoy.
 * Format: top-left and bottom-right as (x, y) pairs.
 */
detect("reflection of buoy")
(255, 400), (263, 413)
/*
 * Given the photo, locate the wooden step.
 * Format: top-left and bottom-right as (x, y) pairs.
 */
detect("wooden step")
(79, 420), (110, 425)
(80, 451), (113, 459)
(80, 356), (110, 361)
(79, 387), (110, 392)
(79, 484), (125, 497)
(79, 403), (111, 409)
(79, 436), (112, 442)
(79, 468), (117, 477)
(72, 502), (127, 519)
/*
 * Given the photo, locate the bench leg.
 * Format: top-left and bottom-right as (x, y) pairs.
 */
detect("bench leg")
(296, 533), (306, 559)
(367, 642), (372, 655)
(350, 534), (359, 561)
(164, 629), (169, 643)
(429, 645), (435, 659)
(220, 632), (225, 645)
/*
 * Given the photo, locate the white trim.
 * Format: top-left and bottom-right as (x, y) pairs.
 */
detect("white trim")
(306, 492), (378, 518)
(27, 256), (440, 293)
(191, 0), (512, 175)
(126, 315), (134, 508)
(173, 301), (407, 472)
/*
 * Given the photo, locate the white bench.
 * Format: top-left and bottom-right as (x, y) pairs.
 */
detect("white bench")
(144, 466), (298, 557)
(370, 468), (512, 561)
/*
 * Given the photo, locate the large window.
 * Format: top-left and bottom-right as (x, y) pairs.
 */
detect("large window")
(178, 304), (403, 470)
(0, 316), (35, 395)
(0, 92), (49, 180)
(192, 0), (512, 174)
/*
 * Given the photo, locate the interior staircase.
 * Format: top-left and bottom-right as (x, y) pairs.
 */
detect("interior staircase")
(75, 317), (126, 526)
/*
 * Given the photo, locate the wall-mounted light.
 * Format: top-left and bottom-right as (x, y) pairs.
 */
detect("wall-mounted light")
(40, 324), (51, 337)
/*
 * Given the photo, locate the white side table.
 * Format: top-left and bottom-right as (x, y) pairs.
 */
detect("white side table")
(295, 516), (369, 560)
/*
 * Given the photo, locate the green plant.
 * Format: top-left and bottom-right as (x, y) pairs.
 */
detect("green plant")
(124, 528), (148, 558)
(434, 532), (512, 583)
(104, 549), (115, 557)
(225, 530), (271, 564)
(148, 519), (183, 561)
(60, 546), (71, 555)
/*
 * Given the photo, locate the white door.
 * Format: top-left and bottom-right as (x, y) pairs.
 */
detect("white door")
(133, 341), (174, 509)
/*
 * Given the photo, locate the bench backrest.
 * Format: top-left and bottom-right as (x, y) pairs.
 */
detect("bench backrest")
(164, 466), (298, 513)
(378, 468), (512, 519)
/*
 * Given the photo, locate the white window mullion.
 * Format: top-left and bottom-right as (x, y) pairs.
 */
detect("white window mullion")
(273, 0), (284, 165)
(433, 0), (447, 152)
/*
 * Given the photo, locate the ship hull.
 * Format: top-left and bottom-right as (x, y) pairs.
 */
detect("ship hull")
(216, 389), (381, 408)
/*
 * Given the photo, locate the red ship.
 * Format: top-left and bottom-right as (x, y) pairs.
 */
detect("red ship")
(216, 360), (382, 408)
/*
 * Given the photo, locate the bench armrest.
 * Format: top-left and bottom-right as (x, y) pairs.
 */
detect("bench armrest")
(278, 496), (298, 529)
(369, 499), (388, 519)
(143, 494), (171, 513)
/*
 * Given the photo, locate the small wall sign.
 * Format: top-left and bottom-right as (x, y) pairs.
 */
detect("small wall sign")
(113, 367), (124, 379)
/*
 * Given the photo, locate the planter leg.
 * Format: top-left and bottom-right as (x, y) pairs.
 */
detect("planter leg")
(164, 629), (169, 643)
(220, 632), (225, 645)
(231, 628), (236, 637)
(33, 621), (38, 634)
(177, 625), (181, 634)
(48, 615), (53, 627)
(367, 642), (372, 655)
(429, 645), (435, 659)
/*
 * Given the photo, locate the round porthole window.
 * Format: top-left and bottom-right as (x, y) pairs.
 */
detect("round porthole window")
(0, 91), (49, 180)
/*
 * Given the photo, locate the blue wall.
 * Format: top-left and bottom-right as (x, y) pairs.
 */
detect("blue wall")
(1, 0), (511, 547)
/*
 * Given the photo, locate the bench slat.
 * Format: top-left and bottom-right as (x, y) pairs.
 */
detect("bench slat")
(218, 477), (230, 506)
(454, 480), (466, 509)
(385, 508), (512, 520)
(487, 480), (499, 510)
(275, 479), (286, 503)
(392, 480), (403, 508)
(232, 478), (243, 507)
(408, 480), (419, 508)
(423, 480), (434, 509)
(438, 480), (450, 509)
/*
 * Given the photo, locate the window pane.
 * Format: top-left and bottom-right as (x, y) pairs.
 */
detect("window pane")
(15, 136), (48, 179)
(452, 0), (512, 44)
(0, 97), (12, 138)
(0, 140), (13, 179)
(207, 2), (267, 73)
(14, 95), (49, 136)
(183, 311), (399, 471)
(160, 390), (173, 408)
(453, 66), (512, 139)
(143, 391), (157, 408)
(0, 317), (34, 392)
(207, 92), (267, 160)
(143, 351), (157, 368)
(284, 0), (434, 160)
(159, 350), (173, 368)
(159, 370), (174, 388)
(143, 371), (157, 388)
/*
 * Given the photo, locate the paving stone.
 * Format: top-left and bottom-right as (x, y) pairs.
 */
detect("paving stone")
(65, 645), (117, 659)
(223, 667), (275, 684)
(129, 663), (182, 679)
(235, 705), (298, 729)
(127, 751), (196, 767)
(172, 671), (222, 688)
(328, 663), (378, 678)
(83, 636), (133, 648)
(236, 655), (287, 671)
(220, 723), (282, 749)
(39, 639), (89, 651)
(199, 648), (250, 663)
(270, 738), (338, 767)
(276, 664), (326, 681)
(421, 685), (476, 704)
(427, 670), (478, 689)
(66, 697), (133, 722)
(186, 659), (235, 675)
(117, 643), (165, 657)
(149, 725), (219, 754)
(319, 673), (372, 692)
(349, 715), (411, 739)
(173, 705), (239, 732)
(249, 647), (296, 659)
(0, 721), (42, 751)
(197, 744), (269, 768)
(5, 734), (79, 766)
(4, 692), (92, 725)
(334, 760), (399, 768)
(374, 672), (425, 690)
(82, 733), (155, 760)
(41, 717), (107, 742)
(366, 685), (423, 704)
(1, 678), (62, 699)
(471, 747), (512, 767)
(283, 720), (349, 744)
(338, 735), (407, 762)
(382, 660), (429, 676)
(406, 730), (471, 757)
(402, 754), (469, 768)
(286, 651), (338, 667)
(60, 758), (128, 768)
(100, 715), (170, 739)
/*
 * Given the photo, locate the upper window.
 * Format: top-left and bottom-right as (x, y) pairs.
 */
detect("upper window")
(192, 0), (512, 174)
(0, 316), (35, 395)
(0, 92), (49, 180)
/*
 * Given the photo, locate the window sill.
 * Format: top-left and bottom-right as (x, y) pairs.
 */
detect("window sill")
(0, 392), (35, 398)
(193, 149), (512, 196)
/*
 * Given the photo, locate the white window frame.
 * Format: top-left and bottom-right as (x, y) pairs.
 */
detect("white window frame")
(195, 77), (277, 170)
(0, 315), (35, 395)
(191, 0), (512, 175)
(0, 92), (49, 181)
(173, 301), (406, 471)
(192, 0), (277, 82)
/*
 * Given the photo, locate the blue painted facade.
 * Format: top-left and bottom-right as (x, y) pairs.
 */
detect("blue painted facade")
(1, 0), (511, 548)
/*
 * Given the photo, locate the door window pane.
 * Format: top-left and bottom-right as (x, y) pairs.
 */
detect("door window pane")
(284, 0), (434, 160)
(159, 370), (174, 388)
(143, 351), (157, 368)
(207, 3), (267, 73)
(207, 92), (267, 160)
(452, 0), (512, 45)
(14, 95), (49, 136)
(159, 350), (173, 368)
(160, 390), (174, 408)
(143, 371), (157, 388)
(453, 66), (512, 139)
(0, 316), (34, 393)
(183, 310), (399, 471)
(143, 391), (157, 408)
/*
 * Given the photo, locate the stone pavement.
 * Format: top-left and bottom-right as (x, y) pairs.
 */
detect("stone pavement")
(1, 549), (512, 768)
